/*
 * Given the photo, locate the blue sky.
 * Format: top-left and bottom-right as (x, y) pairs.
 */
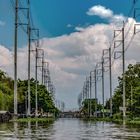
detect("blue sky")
(0, 0), (140, 110)
(30, 0), (132, 36)
(0, 0), (132, 48)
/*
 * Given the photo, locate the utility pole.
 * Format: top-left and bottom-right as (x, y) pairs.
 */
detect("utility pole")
(14, 0), (30, 117)
(94, 69), (97, 117)
(44, 62), (50, 91)
(107, 46), (112, 117)
(47, 65), (51, 93)
(35, 47), (38, 117)
(87, 77), (90, 117)
(82, 81), (86, 108)
(122, 22), (126, 122)
(102, 58), (105, 118)
(85, 77), (89, 117)
(89, 72), (92, 117)
(133, 2), (140, 35)
(84, 82), (86, 101)
(114, 22), (126, 122)
(27, 0), (31, 116)
(43, 61), (49, 88)
(131, 84), (133, 111)
(82, 85), (85, 103)
(96, 63), (103, 118)
(35, 49), (44, 85)
(109, 47), (112, 117)
(35, 29), (39, 117)
(78, 93), (82, 109)
(42, 51), (44, 85)
(28, 28), (40, 116)
(35, 47), (46, 115)
(14, 0), (18, 116)
(102, 48), (113, 117)
(25, 91), (28, 115)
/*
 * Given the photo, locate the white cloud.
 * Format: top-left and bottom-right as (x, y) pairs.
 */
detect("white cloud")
(0, 45), (12, 66)
(0, 17), (140, 109)
(75, 27), (85, 32)
(87, 5), (126, 23)
(0, 21), (5, 26)
(87, 5), (113, 18)
(111, 15), (125, 23)
(67, 24), (73, 28)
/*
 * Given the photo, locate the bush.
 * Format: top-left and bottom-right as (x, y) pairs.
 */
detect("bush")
(113, 113), (122, 120)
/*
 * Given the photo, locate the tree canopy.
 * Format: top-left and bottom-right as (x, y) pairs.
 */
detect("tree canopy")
(111, 64), (140, 117)
(0, 69), (58, 115)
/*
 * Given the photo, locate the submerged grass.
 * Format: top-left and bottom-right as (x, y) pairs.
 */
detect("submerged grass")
(81, 117), (140, 125)
(11, 117), (55, 123)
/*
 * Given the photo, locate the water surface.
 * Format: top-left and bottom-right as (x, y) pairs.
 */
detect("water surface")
(0, 118), (140, 140)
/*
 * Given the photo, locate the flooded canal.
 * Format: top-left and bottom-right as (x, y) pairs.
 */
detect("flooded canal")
(0, 118), (140, 140)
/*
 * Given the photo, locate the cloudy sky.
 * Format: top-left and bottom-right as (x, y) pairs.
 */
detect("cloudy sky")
(0, 0), (140, 110)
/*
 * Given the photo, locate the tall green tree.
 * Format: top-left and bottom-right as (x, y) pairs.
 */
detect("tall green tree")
(110, 64), (140, 117)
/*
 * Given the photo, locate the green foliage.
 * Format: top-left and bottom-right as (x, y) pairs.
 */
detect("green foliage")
(113, 113), (122, 120)
(17, 78), (57, 114)
(81, 99), (102, 115)
(110, 64), (140, 117)
(13, 117), (54, 123)
(0, 69), (58, 114)
(0, 70), (13, 111)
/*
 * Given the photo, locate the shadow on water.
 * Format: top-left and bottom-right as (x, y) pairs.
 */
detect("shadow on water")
(0, 118), (140, 140)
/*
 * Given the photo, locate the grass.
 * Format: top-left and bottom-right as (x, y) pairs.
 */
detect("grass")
(81, 117), (113, 123)
(11, 117), (55, 123)
(128, 120), (140, 125)
(81, 116), (140, 125)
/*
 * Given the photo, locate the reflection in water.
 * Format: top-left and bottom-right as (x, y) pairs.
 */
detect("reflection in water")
(14, 122), (18, 139)
(0, 119), (140, 140)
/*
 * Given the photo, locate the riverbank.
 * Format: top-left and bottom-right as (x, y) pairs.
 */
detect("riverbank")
(113, 118), (140, 125)
(82, 117), (140, 125)
(10, 117), (55, 123)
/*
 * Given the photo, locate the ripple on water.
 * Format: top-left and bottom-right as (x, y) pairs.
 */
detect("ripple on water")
(0, 119), (140, 140)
